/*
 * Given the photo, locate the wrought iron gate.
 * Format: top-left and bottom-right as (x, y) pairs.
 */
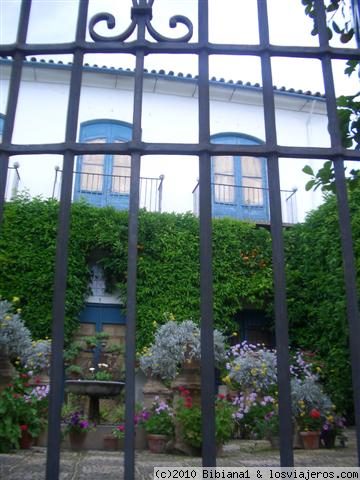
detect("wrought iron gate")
(0, 0), (360, 478)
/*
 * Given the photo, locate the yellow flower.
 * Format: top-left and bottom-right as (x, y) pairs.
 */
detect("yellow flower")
(16, 308), (22, 314)
(152, 321), (157, 327)
(4, 315), (12, 321)
(250, 368), (257, 375)
(222, 375), (231, 384)
(12, 296), (20, 303)
(234, 365), (240, 371)
(232, 332), (238, 337)
(316, 366), (321, 373)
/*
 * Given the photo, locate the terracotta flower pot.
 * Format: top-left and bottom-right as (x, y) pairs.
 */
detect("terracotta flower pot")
(147, 434), (168, 453)
(103, 434), (119, 451)
(69, 431), (87, 451)
(300, 431), (320, 449)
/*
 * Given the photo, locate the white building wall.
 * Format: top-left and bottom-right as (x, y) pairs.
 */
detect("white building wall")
(0, 63), (331, 221)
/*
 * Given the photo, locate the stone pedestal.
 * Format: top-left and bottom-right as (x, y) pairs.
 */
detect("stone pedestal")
(142, 375), (172, 409)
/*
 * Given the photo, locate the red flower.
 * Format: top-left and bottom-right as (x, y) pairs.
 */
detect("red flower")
(184, 397), (193, 408)
(20, 373), (28, 379)
(20, 425), (28, 431)
(310, 408), (321, 419)
(217, 394), (225, 400)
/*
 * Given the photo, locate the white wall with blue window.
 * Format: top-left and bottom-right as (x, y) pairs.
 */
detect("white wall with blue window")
(0, 58), (335, 222)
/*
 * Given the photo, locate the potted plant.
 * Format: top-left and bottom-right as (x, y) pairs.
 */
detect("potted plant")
(320, 412), (347, 448)
(296, 406), (323, 449)
(108, 423), (125, 451)
(0, 373), (47, 451)
(247, 395), (280, 447)
(65, 364), (83, 380)
(175, 389), (235, 455)
(63, 411), (94, 450)
(143, 398), (174, 453)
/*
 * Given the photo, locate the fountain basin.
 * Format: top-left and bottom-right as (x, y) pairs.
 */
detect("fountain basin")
(65, 380), (125, 423)
(65, 380), (124, 397)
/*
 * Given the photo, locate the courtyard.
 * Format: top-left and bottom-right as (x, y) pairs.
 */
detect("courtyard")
(0, 429), (358, 480)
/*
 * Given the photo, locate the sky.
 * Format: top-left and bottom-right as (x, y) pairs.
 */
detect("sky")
(0, 0), (358, 96)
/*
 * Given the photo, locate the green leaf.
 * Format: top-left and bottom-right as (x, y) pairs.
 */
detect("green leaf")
(340, 30), (354, 43)
(332, 21), (341, 34)
(305, 180), (316, 191)
(302, 165), (314, 176)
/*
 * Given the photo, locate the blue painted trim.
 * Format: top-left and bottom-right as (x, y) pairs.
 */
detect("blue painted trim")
(74, 120), (132, 209)
(211, 132), (265, 145)
(0, 114), (4, 136)
(78, 302), (126, 368)
(78, 303), (127, 331)
(210, 132), (269, 222)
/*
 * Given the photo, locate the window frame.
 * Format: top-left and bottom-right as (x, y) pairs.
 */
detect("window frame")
(210, 133), (269, 221)
(75, 119), (132, 198)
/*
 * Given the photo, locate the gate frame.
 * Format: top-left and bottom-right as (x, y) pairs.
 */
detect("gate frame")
(0, 0), (360, 478)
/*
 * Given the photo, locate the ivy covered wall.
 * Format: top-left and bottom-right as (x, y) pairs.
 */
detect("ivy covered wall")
(0, 196), (273, 348)
(285, 186), (360, 415)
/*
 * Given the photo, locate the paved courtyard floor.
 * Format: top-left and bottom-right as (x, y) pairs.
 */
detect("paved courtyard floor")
(0, 430), (358, 480)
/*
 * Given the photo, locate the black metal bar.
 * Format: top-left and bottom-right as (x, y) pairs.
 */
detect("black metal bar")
(198, 0), (216, 467)
(257, 0), (294, 467)
(0, 0), (31, 228)
(45, 2), (88, 479)
(1, 40), (359, 61)
(2, 141), (360, 160)
(124, 4), (146, 479)
(314, 0), (360, 465)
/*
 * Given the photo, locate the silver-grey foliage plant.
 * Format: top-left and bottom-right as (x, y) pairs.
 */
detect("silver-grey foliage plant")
(0, 299), (32, 362)
(291, 376), (333, 416)
(0, 299), (51, 373)
(139, 320), (227, 380)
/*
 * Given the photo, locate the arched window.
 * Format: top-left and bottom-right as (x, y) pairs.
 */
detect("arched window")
(211, 133), (269, 222)
(74, 120), (132, 209)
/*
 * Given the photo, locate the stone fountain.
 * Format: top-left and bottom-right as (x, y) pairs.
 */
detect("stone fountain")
(65, 380), (125, 423)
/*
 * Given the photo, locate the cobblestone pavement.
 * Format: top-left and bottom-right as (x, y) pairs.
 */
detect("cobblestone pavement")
(0, 430), (358, 480)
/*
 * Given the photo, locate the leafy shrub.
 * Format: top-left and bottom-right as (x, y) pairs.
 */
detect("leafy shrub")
(0, 373), (48, 452)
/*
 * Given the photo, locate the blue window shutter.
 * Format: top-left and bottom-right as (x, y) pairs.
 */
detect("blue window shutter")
(210, 133), (269, 222)
(74, 120), (132, 210)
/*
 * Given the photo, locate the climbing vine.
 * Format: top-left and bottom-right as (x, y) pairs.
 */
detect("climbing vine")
(0, 196), (273, 348)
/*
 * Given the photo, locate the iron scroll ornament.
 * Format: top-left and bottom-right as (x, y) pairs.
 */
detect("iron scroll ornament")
(89, 0), (193, 43)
